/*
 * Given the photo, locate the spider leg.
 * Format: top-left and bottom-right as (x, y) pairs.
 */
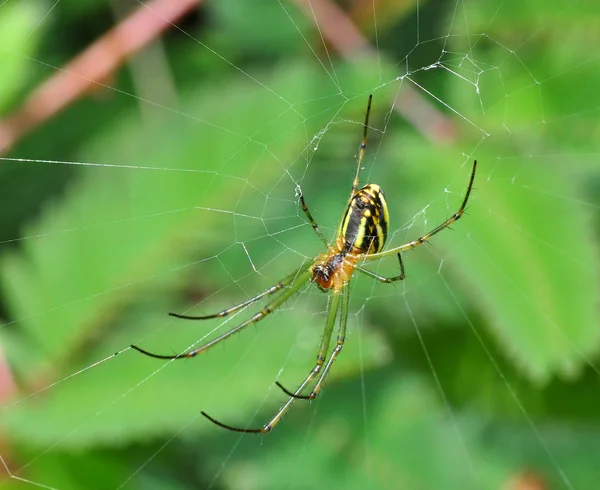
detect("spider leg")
(363, 160), (477, 261)
(131, 269), (313, 360)
(350, 94), (372, 199)
(169, 267), (305, 320)
(201, 289), (342, 433)
(298, 190), (330, 247)
(356, 252), (405, 283)
(277, 283), (349, 401)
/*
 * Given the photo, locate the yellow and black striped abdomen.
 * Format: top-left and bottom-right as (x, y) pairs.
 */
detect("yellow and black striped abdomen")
(339, 184), (389, 255)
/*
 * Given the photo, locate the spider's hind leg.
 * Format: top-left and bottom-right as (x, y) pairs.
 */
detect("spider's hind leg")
(350, 94), (373, 199)
(201, 289), (344, 432)
(277, 283), (350, 402)
(356, 252), (405, 283)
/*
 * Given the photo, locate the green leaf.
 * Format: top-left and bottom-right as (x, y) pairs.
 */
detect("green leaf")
(0, 0), (45, 112)
(390, 135), (600, 382)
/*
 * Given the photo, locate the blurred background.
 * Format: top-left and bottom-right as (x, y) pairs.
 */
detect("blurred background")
(0, 0), (599, 489)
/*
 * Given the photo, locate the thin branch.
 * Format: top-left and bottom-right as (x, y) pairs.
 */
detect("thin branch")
(0, 343), (16, 402)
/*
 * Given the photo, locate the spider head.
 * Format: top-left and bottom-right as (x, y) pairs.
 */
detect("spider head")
(312, 263), (334, 291)
(311, 253), (348, 292)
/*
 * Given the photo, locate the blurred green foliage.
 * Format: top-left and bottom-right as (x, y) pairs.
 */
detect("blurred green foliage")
(1, 0), (600, 489)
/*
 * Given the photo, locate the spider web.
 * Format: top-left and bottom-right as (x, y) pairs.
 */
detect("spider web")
(0, 0), (599, 489)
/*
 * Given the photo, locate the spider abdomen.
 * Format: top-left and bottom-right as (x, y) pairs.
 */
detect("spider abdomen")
(339, 184), (389, 255)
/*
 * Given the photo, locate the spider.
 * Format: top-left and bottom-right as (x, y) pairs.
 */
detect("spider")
(131, 95), (477, 433)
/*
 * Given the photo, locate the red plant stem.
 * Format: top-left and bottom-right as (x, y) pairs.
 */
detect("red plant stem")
(0, 0), (200, 155)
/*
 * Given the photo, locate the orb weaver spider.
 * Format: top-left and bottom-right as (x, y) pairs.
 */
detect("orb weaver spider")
(131, 95), (477, 433)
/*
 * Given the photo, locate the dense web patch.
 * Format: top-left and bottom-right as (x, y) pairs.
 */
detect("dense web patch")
(0, 0), (599, 489)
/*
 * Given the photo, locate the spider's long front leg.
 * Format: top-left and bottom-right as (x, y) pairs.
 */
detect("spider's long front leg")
(169, 267), (305, 320)
(201, 289), (342, 433)
(364, 160), (477, 261)
(131, 268), (313, 360)
(277, 284), (349, 401)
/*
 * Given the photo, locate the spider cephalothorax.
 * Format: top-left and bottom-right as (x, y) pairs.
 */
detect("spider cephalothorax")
(311, 250), (357, 292)
(131, 94), (477, 434)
